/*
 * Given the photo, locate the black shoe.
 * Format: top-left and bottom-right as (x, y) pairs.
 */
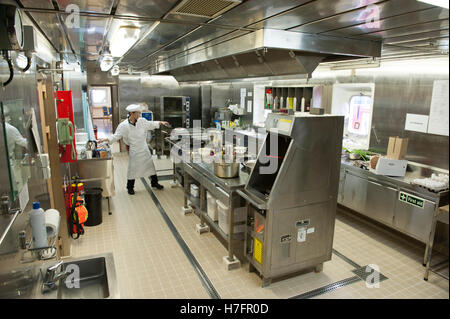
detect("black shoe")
(151, 183), (164, 190)
(127, 188), (135, 195)
(150, 175), (164, 190)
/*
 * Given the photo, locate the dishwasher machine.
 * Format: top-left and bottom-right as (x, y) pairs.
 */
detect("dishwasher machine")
(237, 112), (344, 286)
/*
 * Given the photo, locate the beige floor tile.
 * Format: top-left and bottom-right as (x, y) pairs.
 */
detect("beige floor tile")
(69, 154), (448, 299)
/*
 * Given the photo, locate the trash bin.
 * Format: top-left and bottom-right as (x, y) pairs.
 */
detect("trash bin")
(84, 188), (103, 226)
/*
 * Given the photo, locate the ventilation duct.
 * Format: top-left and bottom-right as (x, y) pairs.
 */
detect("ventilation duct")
(171, 0), (242, 18)
(149, 29), (382, 82)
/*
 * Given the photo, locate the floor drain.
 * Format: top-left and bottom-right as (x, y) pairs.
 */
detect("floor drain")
(352, 265), (389, 283)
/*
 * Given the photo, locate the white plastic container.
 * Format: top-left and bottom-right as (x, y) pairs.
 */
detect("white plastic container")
(30, 202), (48, 249)
(206, 191), (218, 221)
(217, 200), (246, 235)
(190, 184), (199, 198)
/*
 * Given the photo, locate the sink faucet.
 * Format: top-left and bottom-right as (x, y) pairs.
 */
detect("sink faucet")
(42, 260), (71, 293)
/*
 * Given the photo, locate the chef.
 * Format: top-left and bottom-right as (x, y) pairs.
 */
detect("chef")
(98, 104), (169, 194)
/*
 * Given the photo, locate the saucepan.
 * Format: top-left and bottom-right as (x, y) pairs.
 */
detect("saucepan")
(214, 161), (240, 178)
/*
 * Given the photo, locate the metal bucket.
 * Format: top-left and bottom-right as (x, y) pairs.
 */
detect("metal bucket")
(214, 162), (239, 178)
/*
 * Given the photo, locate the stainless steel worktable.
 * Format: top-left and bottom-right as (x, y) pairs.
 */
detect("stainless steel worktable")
(183, 162), (250, 270)
(338, 157), (449, 265)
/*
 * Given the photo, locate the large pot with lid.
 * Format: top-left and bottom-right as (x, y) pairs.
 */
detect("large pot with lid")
(214, 161), (240, 178)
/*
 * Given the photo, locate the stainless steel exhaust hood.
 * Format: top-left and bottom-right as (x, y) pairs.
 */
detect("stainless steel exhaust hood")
(150, 29), (382, 82)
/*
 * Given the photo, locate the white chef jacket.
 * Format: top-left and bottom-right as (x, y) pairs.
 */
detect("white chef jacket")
(108, 117), (160, 179)
(5, 122), (28, 158)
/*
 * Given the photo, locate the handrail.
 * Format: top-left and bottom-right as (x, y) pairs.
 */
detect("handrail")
(0, 209), (21, 247)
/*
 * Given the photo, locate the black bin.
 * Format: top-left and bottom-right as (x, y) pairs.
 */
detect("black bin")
(84, 188), (103, 226)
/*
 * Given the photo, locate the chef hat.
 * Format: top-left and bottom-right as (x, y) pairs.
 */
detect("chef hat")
(126, 104), (142, 113)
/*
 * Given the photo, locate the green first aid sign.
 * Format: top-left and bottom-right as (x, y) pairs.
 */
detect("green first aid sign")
(399, 191), (425, 209)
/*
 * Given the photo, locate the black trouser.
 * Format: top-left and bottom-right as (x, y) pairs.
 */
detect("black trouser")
(127, 175), (159, 190)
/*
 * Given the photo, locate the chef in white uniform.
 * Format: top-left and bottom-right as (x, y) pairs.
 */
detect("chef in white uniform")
(99, 104), (169, 194)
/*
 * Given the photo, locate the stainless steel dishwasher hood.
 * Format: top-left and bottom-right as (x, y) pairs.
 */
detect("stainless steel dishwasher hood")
(150, 28), (382, 81)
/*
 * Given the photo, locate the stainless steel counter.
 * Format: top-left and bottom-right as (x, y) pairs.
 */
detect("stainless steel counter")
(183, 162), (249, 270)
(192, 162), (250, 191)
(338, 158), (449, 262)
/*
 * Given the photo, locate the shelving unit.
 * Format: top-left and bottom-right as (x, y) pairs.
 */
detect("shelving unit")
(264, 86), (315, 112)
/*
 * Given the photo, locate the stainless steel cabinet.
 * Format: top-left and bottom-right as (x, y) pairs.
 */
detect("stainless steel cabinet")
(364, 179), (397, 225)
(393, 193), (436, 243)
(342, 172), (367, 213)
(342, 171), (397, 226)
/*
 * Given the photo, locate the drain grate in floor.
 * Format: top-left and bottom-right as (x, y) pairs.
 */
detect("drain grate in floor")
(289, 276), (362, 299)
(352, 265), (389, 284)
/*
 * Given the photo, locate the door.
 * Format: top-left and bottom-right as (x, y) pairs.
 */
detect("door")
(364, 179), (397, 225)
(342, 171), (367, 213)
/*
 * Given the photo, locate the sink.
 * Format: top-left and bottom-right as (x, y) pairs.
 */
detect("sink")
(39, 253), (119, 299)
(57, 257), (110, 299)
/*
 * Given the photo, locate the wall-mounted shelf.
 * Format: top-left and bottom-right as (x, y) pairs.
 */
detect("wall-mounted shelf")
(264, 86), (315, 112)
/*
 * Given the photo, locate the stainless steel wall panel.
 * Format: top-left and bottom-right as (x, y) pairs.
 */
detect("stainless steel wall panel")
(19, 0), (54, 9)
(289, 0), (433, 34)
(248, 0), (383, 31)
(64, 67), (87, 130)
(368, 19), (450, 40)
(323, 7), (449, 38)
(118, 75), (142, 120)
(368, 72), (449, 169)
(120, 22), (200, 65)
(384, 29), (449, 45)
(57, 0), (115, 14)
(211, 0), (311, 28)
(115, 0), (179, 18)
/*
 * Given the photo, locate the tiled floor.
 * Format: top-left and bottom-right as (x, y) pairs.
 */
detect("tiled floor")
(70, 153), (449, 299)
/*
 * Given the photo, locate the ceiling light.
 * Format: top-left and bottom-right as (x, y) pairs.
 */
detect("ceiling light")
(110, 26), (141, 58)
(417, 0), (449, 8)
(330, 61), (381, 70)
(110, 65), (120, 76)
(100, 54), (114, 72)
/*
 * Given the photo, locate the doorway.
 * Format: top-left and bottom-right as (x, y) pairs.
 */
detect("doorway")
(331, 83), (375, 150)
(88, 86), (113, 140)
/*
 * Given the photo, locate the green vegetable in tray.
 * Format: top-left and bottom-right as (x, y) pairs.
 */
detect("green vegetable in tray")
(343, 148), (370, 161)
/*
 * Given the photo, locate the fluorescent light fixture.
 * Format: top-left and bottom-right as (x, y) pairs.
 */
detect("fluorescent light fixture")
(417, 0), (449, 8)
(110, 26), (141, 58)
(330, 61), (381, 70)
(110, 65), (120, 76)
(100, 54), (114, 72)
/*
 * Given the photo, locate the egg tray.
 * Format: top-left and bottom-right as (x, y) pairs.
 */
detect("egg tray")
(412, 183), (449, 194)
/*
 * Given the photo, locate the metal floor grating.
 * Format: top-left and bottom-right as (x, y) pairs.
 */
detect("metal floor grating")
(352, 265), (389, 284)
(289, 276), (363, 299)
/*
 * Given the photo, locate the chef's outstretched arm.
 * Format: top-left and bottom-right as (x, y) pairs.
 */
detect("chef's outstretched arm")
(98, 125), (124, 144)
(142, 118), (170, 130)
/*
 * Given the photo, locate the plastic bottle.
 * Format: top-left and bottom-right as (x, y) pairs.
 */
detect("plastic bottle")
(30, 202), (47, 249)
